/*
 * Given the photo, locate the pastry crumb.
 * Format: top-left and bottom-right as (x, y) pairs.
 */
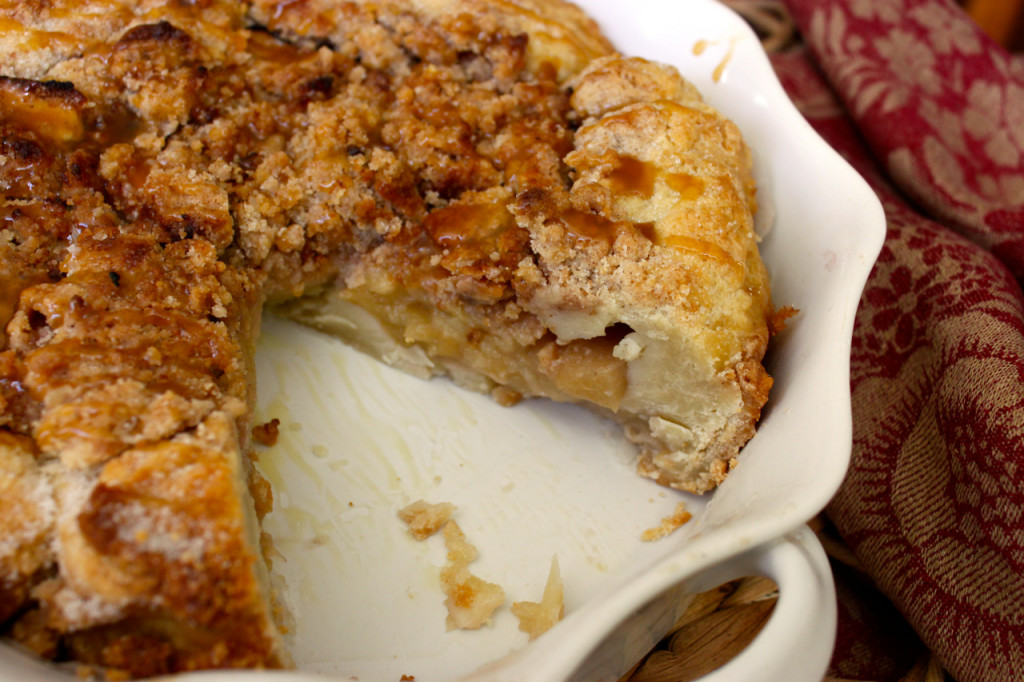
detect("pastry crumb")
(641, 502), (692, 541)
(769, 305), (800, 335)
(251, 419), (281, 446)
(511, 555), (564, 640)
(440, 521), (505, 630)
(397, 500), (457, 541)
(397, 505), (504, 630)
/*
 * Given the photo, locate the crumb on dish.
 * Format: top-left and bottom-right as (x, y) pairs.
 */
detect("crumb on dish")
(511, 555), (564, 640)
(641, 501), (693, 542)
(397, 501), (504, 630)
(252, 418), (281, 447)
(397, 499), (457, 541)
(440, 520), (505, 631)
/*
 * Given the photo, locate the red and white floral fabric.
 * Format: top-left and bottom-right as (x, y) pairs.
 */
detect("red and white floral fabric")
(768, 0), (1024, 680)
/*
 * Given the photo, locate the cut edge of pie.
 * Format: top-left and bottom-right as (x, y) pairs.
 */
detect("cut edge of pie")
(283, 50), (774, 495)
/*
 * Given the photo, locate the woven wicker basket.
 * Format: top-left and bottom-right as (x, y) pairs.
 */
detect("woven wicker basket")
(618, 518), (947, 682)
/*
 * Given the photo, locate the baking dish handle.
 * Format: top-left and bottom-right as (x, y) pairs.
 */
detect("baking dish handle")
(0, 526), (835, 682)
(692, 524), (837, 682)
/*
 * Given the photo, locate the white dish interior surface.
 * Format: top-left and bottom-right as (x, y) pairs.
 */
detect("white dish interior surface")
(0, 0), (885, 680)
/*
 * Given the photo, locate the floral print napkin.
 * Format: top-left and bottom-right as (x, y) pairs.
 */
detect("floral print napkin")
(765, 0), (1024, 680)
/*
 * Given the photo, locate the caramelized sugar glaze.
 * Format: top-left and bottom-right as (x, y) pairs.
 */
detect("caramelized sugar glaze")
(0, 0), (773, 675)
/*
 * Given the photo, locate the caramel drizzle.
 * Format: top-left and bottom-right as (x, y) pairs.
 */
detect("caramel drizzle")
(568, 153), (737, 267)
(692, 38), (738, 83)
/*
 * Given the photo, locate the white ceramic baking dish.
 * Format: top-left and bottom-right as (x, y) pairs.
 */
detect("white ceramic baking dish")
(0, 0), (884, 679)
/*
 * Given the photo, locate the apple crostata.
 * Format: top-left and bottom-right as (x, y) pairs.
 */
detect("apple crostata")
(0, 0), (774, 675)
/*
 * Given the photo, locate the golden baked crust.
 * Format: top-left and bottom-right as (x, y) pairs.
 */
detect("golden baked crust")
(288, 51), (773, 493)
(0, 0), (772, 676)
